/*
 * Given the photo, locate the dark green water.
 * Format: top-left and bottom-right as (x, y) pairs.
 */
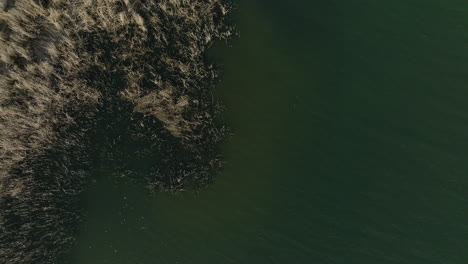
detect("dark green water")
(67, 1), (468, 263)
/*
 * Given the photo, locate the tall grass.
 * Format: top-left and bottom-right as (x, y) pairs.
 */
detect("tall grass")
(0, 0), (233, 263)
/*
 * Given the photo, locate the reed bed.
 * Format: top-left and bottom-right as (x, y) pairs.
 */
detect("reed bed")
(0, 0), (233, 263)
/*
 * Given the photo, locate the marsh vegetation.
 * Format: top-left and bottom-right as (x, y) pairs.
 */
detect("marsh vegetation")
(0, 0), (233, 263)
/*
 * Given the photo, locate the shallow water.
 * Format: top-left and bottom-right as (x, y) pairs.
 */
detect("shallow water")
(67, 0), (468, 263)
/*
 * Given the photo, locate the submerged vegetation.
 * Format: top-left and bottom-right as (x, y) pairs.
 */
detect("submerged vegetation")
(0, 0), (233, 263)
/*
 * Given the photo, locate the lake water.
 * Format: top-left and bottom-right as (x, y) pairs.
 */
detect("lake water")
(66, 0), (468, 263)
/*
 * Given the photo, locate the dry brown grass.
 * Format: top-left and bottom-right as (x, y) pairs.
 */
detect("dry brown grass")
(0, 0), (233, 263)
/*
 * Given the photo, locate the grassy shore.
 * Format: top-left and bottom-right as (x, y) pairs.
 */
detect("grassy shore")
(0, 0), (233, 263)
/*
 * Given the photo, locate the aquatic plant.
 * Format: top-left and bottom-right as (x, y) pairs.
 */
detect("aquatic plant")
(0, 0), (233, 263)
